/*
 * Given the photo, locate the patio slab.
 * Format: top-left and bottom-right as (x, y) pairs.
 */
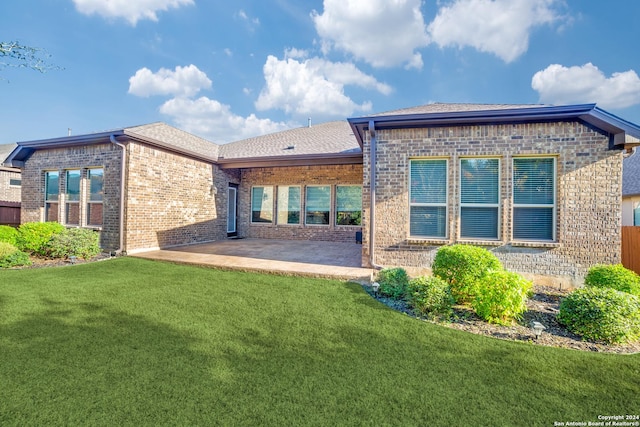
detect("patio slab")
(131, 238), (374, 282)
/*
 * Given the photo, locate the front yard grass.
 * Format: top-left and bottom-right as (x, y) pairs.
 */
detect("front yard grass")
(1, 258), (638, 426)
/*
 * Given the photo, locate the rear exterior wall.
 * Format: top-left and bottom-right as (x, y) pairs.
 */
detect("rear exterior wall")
(0, 168), (21, 203)
(362, 121), (622, 288)
(124, 142), (239, 253)
(238, 164), (363, 243)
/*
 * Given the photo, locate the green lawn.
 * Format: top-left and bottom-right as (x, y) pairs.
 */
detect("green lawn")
(1, 258), (638, 426)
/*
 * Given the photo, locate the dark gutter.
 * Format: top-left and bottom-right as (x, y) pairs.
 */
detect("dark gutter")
(217, 152), (362, 169)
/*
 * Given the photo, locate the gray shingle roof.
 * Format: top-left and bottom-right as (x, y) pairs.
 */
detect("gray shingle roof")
(0, 143), (17, 166)
(126, 122), (219, 161)
(367, 102), (547, 117)
(623, 148), (640, 197)
(219, 120), (360, 160)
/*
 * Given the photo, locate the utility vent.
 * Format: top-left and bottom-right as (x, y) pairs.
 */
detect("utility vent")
(284, 145), (296, 150)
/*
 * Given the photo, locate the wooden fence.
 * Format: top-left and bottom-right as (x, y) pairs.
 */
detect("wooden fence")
(0, 201), (20, 227)
(622, 226), (640, 275)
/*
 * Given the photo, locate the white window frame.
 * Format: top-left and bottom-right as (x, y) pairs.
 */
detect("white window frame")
(65, 169), (81, 226)
(512, 157), (557, 242)
(409, 158), (448, 239)
(459, 157), (500, 240)
(250, 186), (274, 224)
(44, 170), (60, 222)
(86, 168), (104, 227)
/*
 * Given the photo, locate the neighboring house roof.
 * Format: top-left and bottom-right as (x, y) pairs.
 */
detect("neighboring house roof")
(0, 143), (20, 172)
(217, 120), (361, 168)
(623, 148), (640, 197)
(348, 103), (640, 149)
(7, 122), (219, 167)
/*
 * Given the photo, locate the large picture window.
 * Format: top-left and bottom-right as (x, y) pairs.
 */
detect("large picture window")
(65, 169), (81, 225)
(460, 158), (499, 239)
(513, 157), (556, 241)
(87, 168), (104, 226)
(277, 186), (301, 225)
(336, 185), (362, 226)
(251, 186), (274, 223)
(306, 185), (331, 225)
(45, 171), (59, 222)
(409, 159), (448, 238)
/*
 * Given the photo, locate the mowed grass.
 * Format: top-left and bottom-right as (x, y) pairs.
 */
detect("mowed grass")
(1, 258), (638, 426)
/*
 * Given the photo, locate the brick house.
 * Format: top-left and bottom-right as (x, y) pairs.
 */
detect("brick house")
(0, 143), (22, 226)
(7, 103), (640, 286)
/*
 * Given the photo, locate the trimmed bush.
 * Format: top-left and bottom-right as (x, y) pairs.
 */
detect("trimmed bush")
(0, 225), (19, 245)
(584, 264), (640, 297)
(0, 241), (32, 268)
(376, 267), (410, 299)
(16, 222), (65, 256)
(432, 244), (503, 304)
(472, 271), (532, 325)
(47, 228), (101, 260)
(557, 287), (640, 344)
(407, 276), (454, 319)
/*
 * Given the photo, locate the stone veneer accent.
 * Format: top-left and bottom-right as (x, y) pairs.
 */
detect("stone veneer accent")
(20, 144), (122, 250)
(238, 164), (363, 243)
(0, 168), (21, 202)
(362, 121), (622, 288)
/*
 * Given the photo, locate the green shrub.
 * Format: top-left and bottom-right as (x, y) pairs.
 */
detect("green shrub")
(407, 276), (454, 319)
(16, 222), (65, 256)
(376, 267), (410, 299)
(0, 225), (19, 245)
(47, 228), (101, 260)
(584, 264), (640, 297)
(557, 287), (640, 344)
(472, 271), (532, 325)
(432, 245), (503, 304)
(0, 241), (32, 268)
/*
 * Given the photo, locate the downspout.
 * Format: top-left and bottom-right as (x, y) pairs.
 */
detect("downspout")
(110, 135), (126, 254)
(368, 120), (383, 269)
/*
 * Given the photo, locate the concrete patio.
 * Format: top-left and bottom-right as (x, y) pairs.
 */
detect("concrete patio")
(131, 238), (374, 282)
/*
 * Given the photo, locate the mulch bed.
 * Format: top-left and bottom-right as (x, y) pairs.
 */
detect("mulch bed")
(367, 285), (640, 355)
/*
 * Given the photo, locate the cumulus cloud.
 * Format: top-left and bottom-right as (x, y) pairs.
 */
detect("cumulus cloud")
(428, 0), (563, 63)
(159, 97), (292, 143)
(255, 54), (392, 119)
(128, 65), (212, 98)
(72, 0), (193, 25)
(531, 63), (640, 109)
(312, 0), (429, 69)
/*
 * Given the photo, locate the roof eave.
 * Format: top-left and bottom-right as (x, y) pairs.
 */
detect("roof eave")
(348, 104), (640, 149)
(217, 152), (363, 169)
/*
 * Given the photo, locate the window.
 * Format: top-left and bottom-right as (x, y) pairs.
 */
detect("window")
(251, 186), (273, 223)
(277, 186), (301, 225)
(409, 159), (448, 238)
(336, 185), (362, 226)
(634, 202), (640, 226)
(460, 158), (499, 239)
(45, 171), (59, 222)
(65, 169), (81, 225)
(87, 168), (104, 226)
(9, 178), (21, 186)
(513, 157), (556, 241)
(306, 185), (331, 225)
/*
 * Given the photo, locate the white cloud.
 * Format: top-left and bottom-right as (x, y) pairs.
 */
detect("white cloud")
(128, 65), (212, 98)
(255, 54), (392, 119)
(72, 0), (193, 25)
(531, 63), (640, 109)
(312, 0), (429, 69)
(159, 97), (292, 143)
(428, 0), (563, 63)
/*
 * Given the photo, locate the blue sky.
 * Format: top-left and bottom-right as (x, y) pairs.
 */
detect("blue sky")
(2, 0), (640, 145)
